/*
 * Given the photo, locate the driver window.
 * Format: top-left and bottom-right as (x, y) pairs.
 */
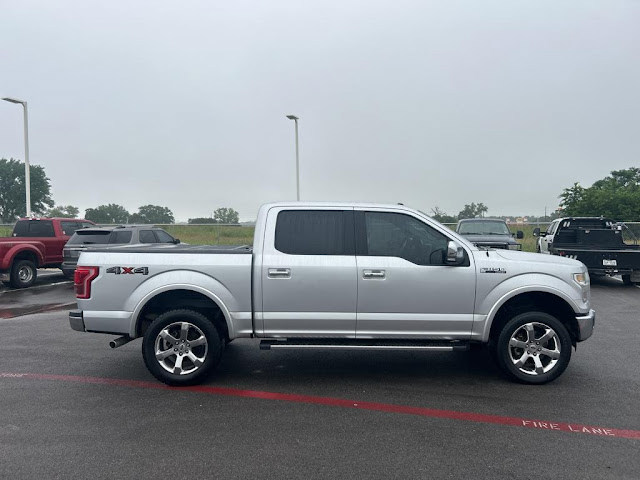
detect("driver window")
(364, 212), (449, 265)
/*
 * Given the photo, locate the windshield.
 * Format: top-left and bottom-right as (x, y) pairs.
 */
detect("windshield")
(458, 221), (510, 236)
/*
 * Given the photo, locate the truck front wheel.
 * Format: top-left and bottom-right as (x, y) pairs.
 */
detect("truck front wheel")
(494, 312), (572, 384)
(10, 259), (37, 288)
(142, 309), (223, 386)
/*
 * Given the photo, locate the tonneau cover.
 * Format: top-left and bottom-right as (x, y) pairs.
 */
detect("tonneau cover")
(85, 244), (253, 254)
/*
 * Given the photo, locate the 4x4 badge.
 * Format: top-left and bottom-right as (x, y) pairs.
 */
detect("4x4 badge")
(106, 267), (149, 275)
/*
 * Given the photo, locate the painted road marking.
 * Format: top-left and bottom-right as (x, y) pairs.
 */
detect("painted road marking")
(1, 372), (638, 440)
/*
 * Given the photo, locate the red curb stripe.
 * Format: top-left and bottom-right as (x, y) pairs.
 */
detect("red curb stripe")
(2, 372), (639, 440)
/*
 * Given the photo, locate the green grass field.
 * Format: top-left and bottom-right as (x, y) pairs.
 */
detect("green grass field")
(0, 223), (545, 252)
(162, 225), (255, 246)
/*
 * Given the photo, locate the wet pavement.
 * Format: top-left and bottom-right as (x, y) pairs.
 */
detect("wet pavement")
(0, 270), (75, 318)
(0, 274), (638, 478)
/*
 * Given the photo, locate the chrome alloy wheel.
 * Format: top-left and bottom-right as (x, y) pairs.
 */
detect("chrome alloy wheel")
(18, 266), (33, 283)
(154, 321), (208, 375)
(508, 322), (561, 376)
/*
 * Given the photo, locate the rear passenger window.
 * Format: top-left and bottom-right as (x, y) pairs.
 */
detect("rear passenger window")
(139, 230), (158, 243)
(110, 231), (133, 244)
(27, 221), (55, 237)
(155, 230), (175, 243)
(275, 210), (354, 255)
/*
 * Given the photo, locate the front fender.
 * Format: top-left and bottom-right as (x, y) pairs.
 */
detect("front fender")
(474, 273), (584, 342)
(127, 270), (240, 339)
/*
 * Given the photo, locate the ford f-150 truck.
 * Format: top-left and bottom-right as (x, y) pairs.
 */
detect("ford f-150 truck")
(69, 203), (595, 386)
(1, 218), (94, 288)
(534, 217), (640, 284)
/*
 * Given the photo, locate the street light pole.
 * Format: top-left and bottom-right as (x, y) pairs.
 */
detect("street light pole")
(286, 114), (300, 201)
(3, 97), (31, 217)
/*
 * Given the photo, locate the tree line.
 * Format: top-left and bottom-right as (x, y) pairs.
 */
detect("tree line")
(0, 158), (239, 224)
(2, 157), (638, 224)
(429, 202), (489, 223)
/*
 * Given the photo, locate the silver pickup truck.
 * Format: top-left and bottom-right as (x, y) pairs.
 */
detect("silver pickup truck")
(69, 203), (595, 386)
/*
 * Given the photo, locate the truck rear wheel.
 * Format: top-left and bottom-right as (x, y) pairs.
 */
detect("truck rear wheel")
(494, 312), (572, 384)
(10, 259), (37, 288)
(622, 274), (632, 285)
(142, 309), (223, 386)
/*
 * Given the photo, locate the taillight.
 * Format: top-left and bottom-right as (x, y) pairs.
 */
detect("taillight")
(74, 266), (99, 299)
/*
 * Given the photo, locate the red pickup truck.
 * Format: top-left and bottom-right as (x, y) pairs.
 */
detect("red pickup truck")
(0, 218), (94, 288)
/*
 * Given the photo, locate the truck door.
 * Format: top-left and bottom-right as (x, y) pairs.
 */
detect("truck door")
(260, 208), (357, 337)
(540, 220), (559, 254)
(354, 210), (476, 339)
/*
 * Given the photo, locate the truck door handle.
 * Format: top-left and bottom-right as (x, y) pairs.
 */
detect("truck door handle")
(363, 269), (385, 279)
(268, 268), (291, 278)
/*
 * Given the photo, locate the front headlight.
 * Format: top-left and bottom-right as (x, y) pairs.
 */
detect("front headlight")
(573, 272), (590, 287)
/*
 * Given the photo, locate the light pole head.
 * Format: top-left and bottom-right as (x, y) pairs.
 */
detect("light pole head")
(3, 97), (26, 105)
(286, 115), (299, 121)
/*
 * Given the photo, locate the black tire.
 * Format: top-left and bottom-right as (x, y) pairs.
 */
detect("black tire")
(9, 259), (37, 288)
(142, 309), (223, 386)
(493, 311), (572, 384)
(622, 274), (632, 285)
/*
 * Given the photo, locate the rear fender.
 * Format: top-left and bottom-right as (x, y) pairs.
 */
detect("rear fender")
(1, 244), (44, 270)
(127, 271), (238, 339)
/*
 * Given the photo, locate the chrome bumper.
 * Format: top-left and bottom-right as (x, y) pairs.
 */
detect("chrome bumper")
(575, 309), (595, 342)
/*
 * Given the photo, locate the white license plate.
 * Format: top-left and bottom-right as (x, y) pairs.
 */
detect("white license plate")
(603, 259), (617, 266)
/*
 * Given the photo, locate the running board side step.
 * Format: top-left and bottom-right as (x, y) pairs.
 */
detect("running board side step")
(259, 339), (469, 351)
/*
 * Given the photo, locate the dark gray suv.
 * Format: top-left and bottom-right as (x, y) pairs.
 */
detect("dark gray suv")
(62, 226), (179, 278)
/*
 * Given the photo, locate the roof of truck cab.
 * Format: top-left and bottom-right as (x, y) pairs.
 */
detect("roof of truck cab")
(16, 217), (93, 222)
(457, 218), (507, 223)
(259, 202), (426, 211)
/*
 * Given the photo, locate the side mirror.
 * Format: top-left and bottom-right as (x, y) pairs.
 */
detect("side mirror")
(173, 238), (181, 244)
(516, 230), (524, 239)
(446, 240), (465, 265)
(533, 228), (540, 237)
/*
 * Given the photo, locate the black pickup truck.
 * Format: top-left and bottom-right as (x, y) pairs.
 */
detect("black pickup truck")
(534, 217), (640, 284)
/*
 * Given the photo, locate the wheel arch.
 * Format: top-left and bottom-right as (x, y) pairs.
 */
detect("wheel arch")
(6, 246), (42, 269)
(131, 285), (235, 341)
(487, 290), (580, 345)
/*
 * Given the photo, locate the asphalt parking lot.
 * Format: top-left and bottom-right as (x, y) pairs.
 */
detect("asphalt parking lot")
(0, 277), (638, 479)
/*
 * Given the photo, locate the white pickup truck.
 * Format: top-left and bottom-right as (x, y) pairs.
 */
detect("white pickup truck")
(69, 203), (595, 386)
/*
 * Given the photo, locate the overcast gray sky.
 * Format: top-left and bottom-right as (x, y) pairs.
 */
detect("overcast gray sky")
(2, 0), (639, 221)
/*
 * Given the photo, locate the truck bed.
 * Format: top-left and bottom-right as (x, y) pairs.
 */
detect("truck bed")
(551, 244), (640, 274)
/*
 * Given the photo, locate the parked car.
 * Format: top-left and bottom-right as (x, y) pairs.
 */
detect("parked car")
(0, 218), (94, 288)
(62, 225), (179, 278)
(456, 218), (523, 250)
(534, 217), (640, 284)
(70, 202), (594, 386)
